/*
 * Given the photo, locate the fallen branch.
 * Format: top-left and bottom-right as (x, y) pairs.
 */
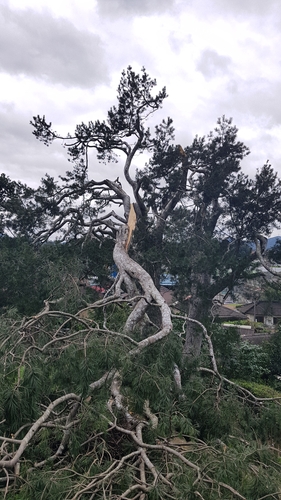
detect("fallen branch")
(0, 393), (81, 469)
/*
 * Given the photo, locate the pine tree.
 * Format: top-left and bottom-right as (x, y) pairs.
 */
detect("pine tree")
(1, 67), (281, 498)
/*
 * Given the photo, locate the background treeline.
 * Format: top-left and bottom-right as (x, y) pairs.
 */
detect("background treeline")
(0, 235), (113, 315)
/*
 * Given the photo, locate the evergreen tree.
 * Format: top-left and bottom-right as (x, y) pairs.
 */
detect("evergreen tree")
(0, 236), (113, 315)
(1, 67), (281, 498)
(3, 70), (281, 355)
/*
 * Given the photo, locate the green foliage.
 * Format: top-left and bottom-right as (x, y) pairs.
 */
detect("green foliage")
(211, 325), (269, 380)
(1, 304), (281, 498)
(233, 341), (269, 380)
(264, 327), (281, 376)
(233, 379), (281, 398)
(0, 236), (113, 315)
(0, 173), (41, 236)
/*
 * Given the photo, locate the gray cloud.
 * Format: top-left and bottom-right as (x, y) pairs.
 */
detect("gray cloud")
(191, 0), (279, 20)
(0, 5), (108, 88)
(191, 75), (281, 134)
(213, 0), (278, 17)
(0, 104), (68, 186)
(183, 73), (281, 178)
(0, 103), (127, 189)
(196, 49), (232, 79)
(96, 0), (175, 18)
(224, 78), (281, 127)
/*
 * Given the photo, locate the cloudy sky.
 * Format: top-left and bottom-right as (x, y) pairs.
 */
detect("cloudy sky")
(0, 0), (281, 192)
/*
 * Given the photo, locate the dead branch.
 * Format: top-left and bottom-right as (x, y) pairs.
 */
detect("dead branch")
(70, 450), (142, 500)
(108, 371), (143, 428)
(102, 417), (201, 481)
(173, 363), (183, 392)
(34, 400), (81, 468)
(89, 370), (116, 391)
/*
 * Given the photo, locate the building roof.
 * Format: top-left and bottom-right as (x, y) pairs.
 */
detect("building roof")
(237, 301), (281, 317)
(160, 286), (175, 306)
(212, 304), (246, 320)
(160, 288), (247, 319)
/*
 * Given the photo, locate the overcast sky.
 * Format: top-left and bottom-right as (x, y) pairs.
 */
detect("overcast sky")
(1, 0), (281, 196)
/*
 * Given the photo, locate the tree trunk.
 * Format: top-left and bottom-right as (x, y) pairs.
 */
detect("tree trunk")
(183, 273), (211, 358)
(113, 225), (172, 343)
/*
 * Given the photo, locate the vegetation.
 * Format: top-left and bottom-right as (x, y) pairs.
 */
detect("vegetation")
(1, 66), (281, 498)
(1, 302), (281, 499)
(0, 236), (113, 315)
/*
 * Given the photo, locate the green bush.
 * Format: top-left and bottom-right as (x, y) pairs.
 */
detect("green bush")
(233, 379), (281, 398)
(211, 325), (269, 380)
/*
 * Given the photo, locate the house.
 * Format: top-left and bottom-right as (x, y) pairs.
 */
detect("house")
(160, 289), (248, 323)
(211, 304), (256, 335)
(211, 304), (247, 322)
(237, 301), (281, 327)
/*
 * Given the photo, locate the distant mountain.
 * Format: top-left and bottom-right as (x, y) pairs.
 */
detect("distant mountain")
(247, 236), (281, 251)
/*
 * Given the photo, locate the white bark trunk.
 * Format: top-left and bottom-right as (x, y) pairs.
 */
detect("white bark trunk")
(113, 225), (172, 353)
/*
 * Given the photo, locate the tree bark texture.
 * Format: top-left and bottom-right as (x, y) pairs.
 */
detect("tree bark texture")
(183, 272), (211, 358)
(113, 225), (172, 352)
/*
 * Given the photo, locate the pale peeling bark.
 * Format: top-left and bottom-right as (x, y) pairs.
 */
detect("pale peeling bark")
(89, 370), (115, 391)
(143, 400), (158, 429)
(124, 297), (148, 333)
(173, 363), (183, 392)
(113, 225), (172, 353)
